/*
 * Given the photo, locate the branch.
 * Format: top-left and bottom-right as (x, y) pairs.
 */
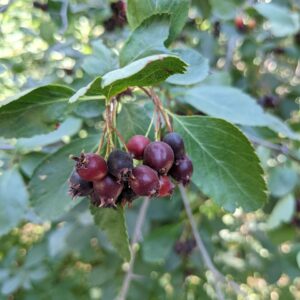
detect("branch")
(0, 144), (15, 151)
(0, 0), (14, 13)
(178, 184), (247, 299)
(224, 36), (238, 72)
(59, 0), (69, 34)
(117, 197), (151, 300)
(247, 135), (300, 164)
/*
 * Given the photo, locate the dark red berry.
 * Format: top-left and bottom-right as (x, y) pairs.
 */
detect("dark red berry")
(258, 95), (279, 109)
(72, 153), (108, 181)
(68, 170), (93, 198)
(174, 239), (196, 256)
(169, 155), (193, 186)
(158, 176), (175, 197)
(235, 16), (247, 33)
(93, 175), (124, 208)
(129, 165), (159, 197)
(143, 141), (174, 175)
(33, 1), (48, 11)
(127, 135), (151, 160)
(107, 149), (133, 181)
(163, 132), (185, 159)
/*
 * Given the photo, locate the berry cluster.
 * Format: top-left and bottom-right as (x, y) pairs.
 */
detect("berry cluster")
(68, 132), (193, 208)
(104, 0), (127, 32)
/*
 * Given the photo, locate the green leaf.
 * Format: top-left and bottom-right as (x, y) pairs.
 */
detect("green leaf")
(184, 86), (300, 140)
(15, 117), (82, 152)
(0, 168), (29, 236)
(209, 0), (239, 20)
(70, 54), (187, 102)
(117, 102), (153, 141)
(167, 48), (209, 85)
(120, 14), (170, 67)
(172, 115), (267, 211)
(143, 224), (181, 263)
(127, 0), (189, 45)
(267, 195), (295, 230)
(82, 40), (119, 76)
(0, 85), (74, 138)
(29, 135), (99, 220)
(255, 3), (300, 37)
(90, 205), (131, 261)
(268, 167), (298, 198)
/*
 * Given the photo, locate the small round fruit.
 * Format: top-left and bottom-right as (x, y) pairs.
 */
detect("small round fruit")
(163, 132), (185, 159)
(107, 149), (133, 181)
(143, 141), (174, 174)
(72, 153), (107, 181)
(68, 170), (93, 198)
(235, 16), (246, 32)
(158, 176), (175, 197)
(93, 175), (124, 207)
(170, 155), (193, 186)
(129, 165), (159, 197)
(127, 135), (151, 160)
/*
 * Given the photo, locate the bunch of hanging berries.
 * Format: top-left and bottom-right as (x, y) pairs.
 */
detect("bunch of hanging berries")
(68, 132), (193, 208)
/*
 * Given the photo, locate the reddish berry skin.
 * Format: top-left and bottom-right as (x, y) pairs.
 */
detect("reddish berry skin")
(129, 165), (159, 197)
(68, 170), (93, 198)
(169, 155), (193, 186)
(235, 16), (247, 32)
(93, 175), (124, 207)
(127, 135), (151, 160)
(158, 176), (175, 197)
(73, 153), (108, 181)
(107, 149), (133, 181)
(163, 132), (185, 159)
(143, 141), (174, 175)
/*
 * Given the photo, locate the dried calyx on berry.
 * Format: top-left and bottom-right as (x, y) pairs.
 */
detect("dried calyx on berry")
(117, 184), (138, 207)
(72, 152), (107, 181)
(68, 170), (93, 198)
(143, 141), (174, 175)
(158, 176), (175, 198)
(93, 175), (124, 208)
(129, 165), (160, 197)
(107, 149), (133, 181)
(169, 155), (193, 186)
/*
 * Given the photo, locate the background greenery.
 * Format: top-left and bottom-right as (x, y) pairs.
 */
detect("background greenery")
(0, 0), (300, 299)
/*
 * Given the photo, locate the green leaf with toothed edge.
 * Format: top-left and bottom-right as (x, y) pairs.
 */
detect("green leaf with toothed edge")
(172, 115), (267, 212)
(90, 205), (131, 261)
(29, 135), (99, 221)
(69, 54), (187, 102)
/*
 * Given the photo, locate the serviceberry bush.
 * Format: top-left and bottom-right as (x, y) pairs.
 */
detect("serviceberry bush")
(0, 0), (300, 299)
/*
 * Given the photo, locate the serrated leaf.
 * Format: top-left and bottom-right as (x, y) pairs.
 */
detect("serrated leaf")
(255, 3), (300, 37)
(0, 168), (29, 236)
(120, 14), (170, 67)
(90, 206), (130, 261)
(29, 135), (99, 220)
(167, 48), (209, 85)
(0, 85), (74, 138)
(172, 115), (267, 211)
(184, 86), (300, 140)
(127, 0), (189, 45)
(70, 54), (187, 102)
(267, 195), (295, 230)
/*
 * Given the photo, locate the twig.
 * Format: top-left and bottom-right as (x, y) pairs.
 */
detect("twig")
(178, 184), (247, 299)
(59, 0), (69, 34)
(0, 0), (14, 13)
(224, 36), (237, 72)
(117, 197), (151, 300)
(247, 135), (300, 164)
(0, 144), (15, 150)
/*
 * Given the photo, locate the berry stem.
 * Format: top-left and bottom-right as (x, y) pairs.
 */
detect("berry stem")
(145, 111), (155, 138)
(178, 184), (247, 299)
(96, 124), (107, 155)
(118, 197), (151, 300)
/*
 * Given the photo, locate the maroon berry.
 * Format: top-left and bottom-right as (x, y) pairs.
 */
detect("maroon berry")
(163, 132), (185, 159)
(73, 153), (108, 181)
(93, 175), (124, 207)
(169, 155), (193, 186)
(158, 176), (175, 197)
(127, 135), (151, 160)
(107, 149), (133, 181)
(143, 141), (174, 175)
(258, 95), (279, 109)
(68, 170), (93, 198)
(117, 184), (137, 207)
(129, 165), (159, 197)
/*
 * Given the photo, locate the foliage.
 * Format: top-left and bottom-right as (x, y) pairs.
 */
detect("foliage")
(0, 0), (300, 299)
